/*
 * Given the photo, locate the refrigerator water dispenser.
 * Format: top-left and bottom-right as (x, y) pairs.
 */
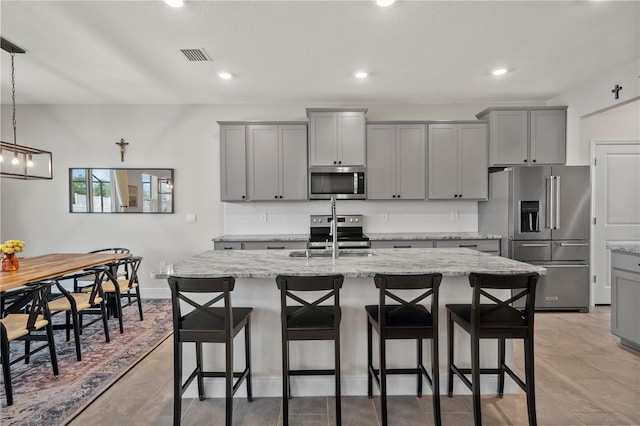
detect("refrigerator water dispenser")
(520, 201), (539, 232)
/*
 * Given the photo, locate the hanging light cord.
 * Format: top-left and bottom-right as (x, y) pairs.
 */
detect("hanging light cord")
(11, 51), (17, 146)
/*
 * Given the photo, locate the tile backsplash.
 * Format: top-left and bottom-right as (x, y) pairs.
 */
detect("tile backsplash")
(223, 200), (478, 234)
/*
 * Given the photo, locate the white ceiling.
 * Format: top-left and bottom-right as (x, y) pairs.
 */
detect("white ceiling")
(1, 0), (638, 105)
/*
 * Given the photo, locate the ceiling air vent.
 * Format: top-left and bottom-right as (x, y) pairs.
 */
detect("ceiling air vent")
(179, 48), (211, 62)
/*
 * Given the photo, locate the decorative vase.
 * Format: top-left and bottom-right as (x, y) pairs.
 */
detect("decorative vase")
(1, 253), (19, 271)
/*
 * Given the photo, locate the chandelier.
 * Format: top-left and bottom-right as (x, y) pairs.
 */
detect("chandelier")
(1, 37), (52, 180)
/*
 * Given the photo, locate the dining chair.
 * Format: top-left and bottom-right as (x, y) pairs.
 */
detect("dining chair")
(446, 272), (539, 426)
(47, 268), (111, 361)
(100, 256), (143, 333)
(275, 274), (344, 426)
(0, 281), (59, 406)
(168, 276), (253, 426)
(366, 273), (443, 426)
(89, 248), (131, 279)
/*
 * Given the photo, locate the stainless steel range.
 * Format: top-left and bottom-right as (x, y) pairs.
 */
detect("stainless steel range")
(308, 215), (370, 249)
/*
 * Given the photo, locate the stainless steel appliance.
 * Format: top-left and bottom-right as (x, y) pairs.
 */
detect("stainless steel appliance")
(309, 166), (366, 200)
(479, 166), (590, 312)
(308, 214), (370, 249)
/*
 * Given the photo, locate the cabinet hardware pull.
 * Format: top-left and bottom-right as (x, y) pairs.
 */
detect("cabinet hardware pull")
(394, 245), (411, 248)
(524, 159), (528, 162)
(242, 195), (245, 199)
(460, 244), (477, 248)
(224, 247), (234, 250)
(267, 246), (285, 250)
(520, 243), (550, 247)
(558, 242), (588, 247)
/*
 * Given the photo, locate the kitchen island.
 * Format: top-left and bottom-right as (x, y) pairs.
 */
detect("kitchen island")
(157, 248), (544, 397)
(608, 243), (640, 352)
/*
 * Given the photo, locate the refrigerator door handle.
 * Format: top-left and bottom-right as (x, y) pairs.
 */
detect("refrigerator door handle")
(520, 243), (551, 247)
(545, 176), (553, 229)
(557, 242), (588, 247)
(554, 176), (561, 230)
(543, 264), (589, 268)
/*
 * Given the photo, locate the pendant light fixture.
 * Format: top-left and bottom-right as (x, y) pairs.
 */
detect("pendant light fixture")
(1, 37), (52, 180)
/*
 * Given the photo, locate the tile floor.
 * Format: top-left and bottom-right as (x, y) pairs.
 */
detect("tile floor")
(70, 307), (639, 425)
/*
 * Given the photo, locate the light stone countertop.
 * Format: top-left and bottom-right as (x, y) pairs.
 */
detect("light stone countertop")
(156, 248), (544, 279)
(607, 243), (640, 255)
(365, 232), (501, 240)
(212, 232), (501, 242)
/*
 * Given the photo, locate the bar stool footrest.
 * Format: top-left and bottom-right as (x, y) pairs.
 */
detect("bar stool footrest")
(289, 368), (336, 376)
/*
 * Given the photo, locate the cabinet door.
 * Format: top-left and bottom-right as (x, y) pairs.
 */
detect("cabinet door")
(428, 124), (459, 199)
(489, 110), (528, 166)
(280, 125), (308, 200)
(458, 123), (488, 199)
(220, 125), (247, 201)
(530, 109), (566, 164)
(611, 268), (640, 342)
(337, 111), (366, 166)
(247, 125), (279, 200)
(366, 125), (396, 199)
(396, 124), (426, 199)
(309, 112), (337, 166)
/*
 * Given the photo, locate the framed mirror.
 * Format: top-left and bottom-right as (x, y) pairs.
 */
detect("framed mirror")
(69, 168), (174, 213)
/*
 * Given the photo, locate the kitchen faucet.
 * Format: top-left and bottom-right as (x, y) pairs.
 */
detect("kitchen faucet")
(328, 196), (338, 259)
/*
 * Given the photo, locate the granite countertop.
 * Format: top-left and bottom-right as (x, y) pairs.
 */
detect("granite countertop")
(213, 232), (501, 242)
(607, 243), (640, 255)
(213, 234), (309, 242)
(157, 248), (544, 279)
(366, 232), (501, 240)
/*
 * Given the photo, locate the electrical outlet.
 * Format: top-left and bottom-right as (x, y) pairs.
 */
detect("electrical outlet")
(383, 213), (389, 222)
(450, 210), (459, 221)
(258, 213), (267, 223)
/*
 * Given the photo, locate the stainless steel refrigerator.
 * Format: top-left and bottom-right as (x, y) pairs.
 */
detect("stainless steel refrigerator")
(479, 166), (590, 312)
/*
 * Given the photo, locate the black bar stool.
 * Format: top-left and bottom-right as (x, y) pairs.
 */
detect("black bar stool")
(167, 276), (253, 426)
(446, 272), (539, 426)
(276, 274), (344, 426)
(366, 273), (443, 426)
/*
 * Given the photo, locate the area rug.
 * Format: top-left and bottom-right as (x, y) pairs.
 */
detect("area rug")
(0, 299), (173, 426)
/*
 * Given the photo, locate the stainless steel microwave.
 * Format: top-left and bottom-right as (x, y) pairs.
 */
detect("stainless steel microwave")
(309, 166), (366, 200)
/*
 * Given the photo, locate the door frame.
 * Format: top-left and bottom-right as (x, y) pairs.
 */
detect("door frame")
(590, 139), (640, 305)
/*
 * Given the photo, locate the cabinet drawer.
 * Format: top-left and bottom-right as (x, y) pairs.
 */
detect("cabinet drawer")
(242, 241), (307, 250)
(611, 251), (640, 273)
(370, 240), (433, 249)
(435, 239), (499, 253)
(214, 241), (242, 250)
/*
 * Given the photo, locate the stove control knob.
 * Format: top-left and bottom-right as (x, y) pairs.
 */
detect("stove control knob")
(355, 218), (359, 223)
(349, 218), (353, 223)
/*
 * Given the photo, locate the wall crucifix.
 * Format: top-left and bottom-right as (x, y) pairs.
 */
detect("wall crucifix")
(115, 138), (129, 162)
(611, 84), (623, 99)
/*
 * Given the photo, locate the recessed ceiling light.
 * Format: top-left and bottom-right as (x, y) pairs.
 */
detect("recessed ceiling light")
(164, 0), (184, 8)
(354, 71), (368, 79)
(376, 0), (395, 7)
(492, 68), (508, 76)
(218, 72), (233, 80)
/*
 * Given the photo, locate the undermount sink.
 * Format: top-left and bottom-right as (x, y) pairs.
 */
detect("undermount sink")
(288, 250), (376, 258)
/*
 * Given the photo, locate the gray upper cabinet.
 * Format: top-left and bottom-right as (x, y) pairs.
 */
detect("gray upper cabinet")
(476, 107), (567, 166)
(247, 124), (307, 200)
(220, 124), (247, 201)
(367, 123), (426, 200)
(307, 108), (367, 166)
(428, 122), (488, 200)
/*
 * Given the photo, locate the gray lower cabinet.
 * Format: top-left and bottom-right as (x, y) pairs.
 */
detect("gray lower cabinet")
(214, 241), (306, 250)
(247, 124), (307, 200)
(434, 239), (500, 254)
(427, 122), (488, 200)
(220, 125), (247, 201)
(367, 123), (426, 200)
(370, 240), (434, 249)
(476, 107), (567, 166)
(611, 250), (640, 351)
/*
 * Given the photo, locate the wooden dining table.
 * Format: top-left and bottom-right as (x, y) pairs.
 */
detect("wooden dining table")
(0, 253), (131, 293)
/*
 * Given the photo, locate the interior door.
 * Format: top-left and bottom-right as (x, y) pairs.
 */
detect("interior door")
(592, 141), (640, 304)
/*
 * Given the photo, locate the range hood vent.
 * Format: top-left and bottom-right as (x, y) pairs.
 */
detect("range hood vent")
(179, 48), (211, 62)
